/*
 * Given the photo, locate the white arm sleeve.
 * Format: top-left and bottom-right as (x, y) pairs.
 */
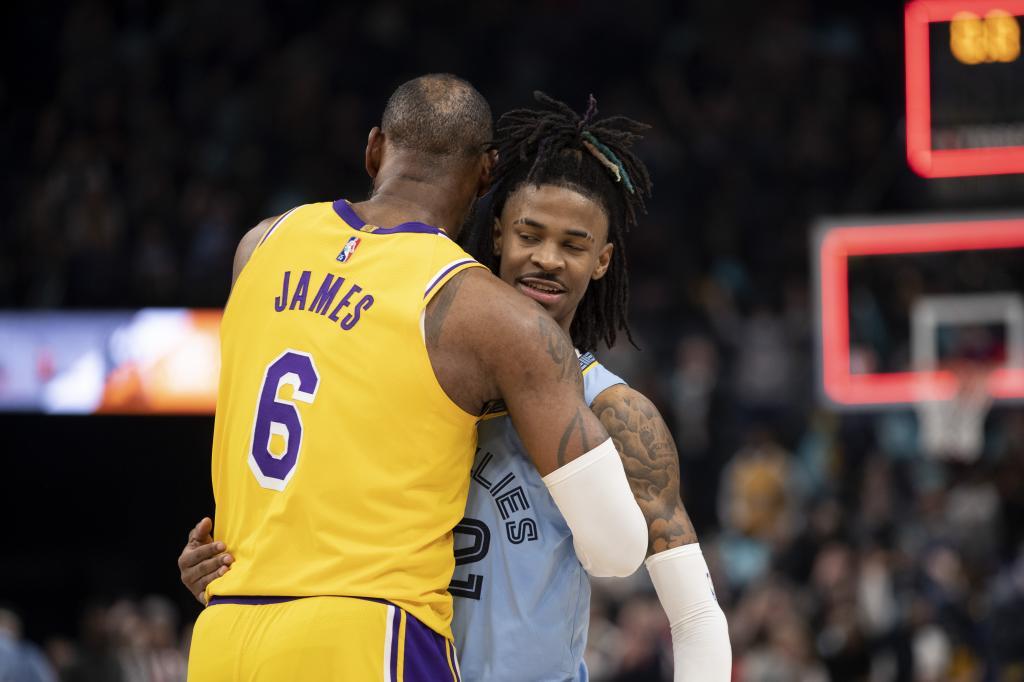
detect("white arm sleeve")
(646, 544), (732, 682)
(542, 438), (648, 577)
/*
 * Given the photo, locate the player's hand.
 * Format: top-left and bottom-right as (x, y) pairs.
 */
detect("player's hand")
(178, 516), (234, 606)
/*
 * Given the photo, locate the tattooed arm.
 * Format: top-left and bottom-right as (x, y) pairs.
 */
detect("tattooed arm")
(425, 268), (648, 575)
(479, 309), (648, 575)
(425, 267), (609, 475)
(590, 384), (698, 555)
(591, 384), (732, 680)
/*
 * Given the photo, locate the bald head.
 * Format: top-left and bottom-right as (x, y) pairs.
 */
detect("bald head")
(381, 74), (493, 158)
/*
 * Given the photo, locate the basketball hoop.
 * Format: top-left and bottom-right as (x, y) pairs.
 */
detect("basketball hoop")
(914, 363), (993, 462)
(907, 293), (1024, 462)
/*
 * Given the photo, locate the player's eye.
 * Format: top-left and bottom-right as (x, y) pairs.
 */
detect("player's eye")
(518, 233), (540, 243)
(565, 243), (586, 252)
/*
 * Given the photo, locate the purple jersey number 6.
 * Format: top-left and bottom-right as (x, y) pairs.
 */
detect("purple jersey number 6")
(248, 350), (320, 491)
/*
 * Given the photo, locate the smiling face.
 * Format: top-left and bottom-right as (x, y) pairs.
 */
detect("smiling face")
(493, 183), (614, 334)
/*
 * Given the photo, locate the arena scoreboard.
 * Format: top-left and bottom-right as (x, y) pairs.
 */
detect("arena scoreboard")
(905, 0), (1024, 176)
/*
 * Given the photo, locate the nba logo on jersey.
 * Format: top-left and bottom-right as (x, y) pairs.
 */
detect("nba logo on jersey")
(337, 236), (361, 263)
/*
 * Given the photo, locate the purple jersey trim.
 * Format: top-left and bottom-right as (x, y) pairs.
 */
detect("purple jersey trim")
(403, 612), (458, 681)
(423, 259), (478, 299)
(332, 199), (447, 236)
(207, 595), (298, 606)
(207, 594), (393, 607)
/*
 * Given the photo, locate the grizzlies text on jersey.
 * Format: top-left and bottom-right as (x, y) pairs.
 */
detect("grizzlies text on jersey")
(450, 352), (626, 681)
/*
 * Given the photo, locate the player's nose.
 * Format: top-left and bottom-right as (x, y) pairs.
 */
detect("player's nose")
(530, 243), (563, 271)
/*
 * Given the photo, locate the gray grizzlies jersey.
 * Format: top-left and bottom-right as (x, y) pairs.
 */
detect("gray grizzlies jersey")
(450, 352), (626, 682)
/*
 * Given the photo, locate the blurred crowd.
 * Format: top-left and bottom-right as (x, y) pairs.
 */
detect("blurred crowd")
(3, 0), (908, 311)
(582, 400), (1024, 681)
(0, 599), (187, 682)
(5, 0), (1024, 680)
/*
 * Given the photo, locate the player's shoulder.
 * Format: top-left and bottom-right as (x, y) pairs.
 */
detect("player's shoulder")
(432, 267), (572, 385)
(452, 266), (535, 308)
(232, 216), (280, 287)
(241, 216), (277, 252)
(446, 267), (549, 338)
(591, 382), (662, 422)
(579, 353), (626, 402)
(236, 204), (316, 263)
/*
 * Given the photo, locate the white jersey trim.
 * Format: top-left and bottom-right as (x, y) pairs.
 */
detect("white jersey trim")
(383, 604), (396, 681)
(257, 205), (302, 246)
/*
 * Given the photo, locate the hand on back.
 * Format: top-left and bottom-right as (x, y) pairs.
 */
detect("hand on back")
(177, 517), (234, 605)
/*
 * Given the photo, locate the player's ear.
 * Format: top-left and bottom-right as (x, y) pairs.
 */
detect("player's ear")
(491, 217), (503, 257)
(365, 127), (384, 179)
(592, 243), (613, 280)
(476, 149), (498, 198)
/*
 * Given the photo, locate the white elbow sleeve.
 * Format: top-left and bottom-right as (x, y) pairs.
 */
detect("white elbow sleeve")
(542, 438), (648, 577)
(646, 544), (732, 682)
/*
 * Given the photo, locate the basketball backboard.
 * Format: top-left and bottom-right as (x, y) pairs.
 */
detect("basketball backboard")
(813, 214), (1024, 410)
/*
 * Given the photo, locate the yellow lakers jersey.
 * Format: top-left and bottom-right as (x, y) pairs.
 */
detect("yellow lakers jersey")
(208, 199), (485, 638)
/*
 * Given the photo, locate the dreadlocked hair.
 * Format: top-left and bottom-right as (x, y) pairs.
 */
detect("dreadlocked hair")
(466, 91), (652, 352)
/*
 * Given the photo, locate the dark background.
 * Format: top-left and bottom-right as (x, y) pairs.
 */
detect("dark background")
(3, 1), (1024, 680)
(3, 416), (214, 634)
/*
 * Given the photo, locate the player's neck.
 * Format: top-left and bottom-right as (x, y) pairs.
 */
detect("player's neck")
(557, 310), (575, 338)
(361, 174), (471, 238)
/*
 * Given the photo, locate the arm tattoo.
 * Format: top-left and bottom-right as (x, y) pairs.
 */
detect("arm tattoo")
(424, 273), (466, 348)
(536, 315), (581, 386)
(592, 388), (698, 555)
(556, 407), (592, 468)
